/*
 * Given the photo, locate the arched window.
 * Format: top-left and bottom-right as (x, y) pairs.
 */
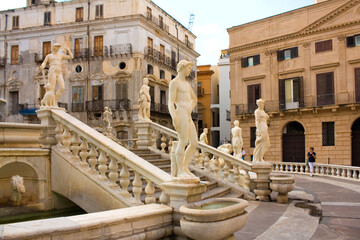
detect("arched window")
(160, 70), (165, 79)
(147, 64), (153, 74)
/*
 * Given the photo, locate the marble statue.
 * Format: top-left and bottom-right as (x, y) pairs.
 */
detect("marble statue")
(231, 120), (243, 159)
(10, 175), (25, 206)
(40, 43), (73, 108)
(199, 128), (209, 145)
(103, 107), (113, 136)
(168, 60), (197, 179)
(253, 99), (270, 163)
(138, 77), (151, 121)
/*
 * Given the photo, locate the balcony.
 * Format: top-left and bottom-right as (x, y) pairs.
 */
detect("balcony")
(18, 102), (67, 115)
(35, 53), (45, 64)
(72, 102), (85, 112)
(86, 99), (131, 112)
(150, 102), (169, 114)
(144, 47), (176, 71)
(73, 48), (89, 59)
(145, 13), (169, 33)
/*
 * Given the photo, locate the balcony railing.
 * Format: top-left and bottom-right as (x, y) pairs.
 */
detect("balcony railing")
(86, 99), (131, 112)
(18, 102), (67, 115)
(35, 53), (45, 64)
(72, 102), (85, 112)
(72, 44), (132, 60)
(150, 102), (169, 114)
(185, 40), (193, 50)
(145, 13), (169, 32)
(144, 47), (176, 71)
(235, 92), (360, 115)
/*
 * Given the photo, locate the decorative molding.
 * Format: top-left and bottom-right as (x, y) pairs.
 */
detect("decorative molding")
(89, 73), (107, 81)
(278, 68), (305, 76)
(349, 59), (360, 65)
(242, 75), (266, 82)
(310, 62), (339, 70)
(338, 34), (346, 41)
(70, 73), (86, 82)
(112, 71), (131, 81)
(302, 42), (310, 48)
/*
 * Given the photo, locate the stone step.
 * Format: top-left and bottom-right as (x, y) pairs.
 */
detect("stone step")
(145, 159), (171, 165)
(130, 149), (151, 155)
(136, 153), (163, 160)
(218, 191), (243, 199)
(201, 185), (231, 200)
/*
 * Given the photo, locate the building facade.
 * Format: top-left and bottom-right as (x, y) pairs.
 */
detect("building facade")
(228, 0), (360, 166)
(0, 0), (199, 139)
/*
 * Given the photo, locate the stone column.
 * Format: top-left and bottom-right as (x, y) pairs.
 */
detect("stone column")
(162, 180), (207, 239)
(252, 162), (273, 201)
(134, 121), (153, 149)
(36, 109), (57, 149)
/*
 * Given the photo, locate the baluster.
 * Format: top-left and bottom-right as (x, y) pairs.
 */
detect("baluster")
(55, 122), (64, 148)
(347, 169), (352, 179)
(160, 134), (167, 153)
(274, 164), (279, 171)
(159, 190), (169, 205)
(341, 168), (346, 178)
(194, 150), (200, 167)
(70, 132), (81, 162)
(233, 165), (240, 186)
(204, 154), (210, 173)
(320, 166), (324, 175)
(332, 168), (337, 176)
(223, 160), (231, 182)
(98, 150), (108, 180)
(168, 137), (173, 154)
(213, 156), (220, 177)
(132, 172), (142, 203)
(62, 127), (71, 152)
(305, 164), (309, 173)
(79, 138), (89, 167)
(243, 170), (250, 191)
(88, 144), (98, 173)
(145, 179), (156, 204)
(108, 156), (119, 188)
(329, 167), (333, 175)
(301, 164), (305, 173)
(352, 170), (358, 179)
(120, 163), (130, 194)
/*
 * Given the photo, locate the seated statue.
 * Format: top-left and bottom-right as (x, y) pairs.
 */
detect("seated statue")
(10, 175), (25, 206)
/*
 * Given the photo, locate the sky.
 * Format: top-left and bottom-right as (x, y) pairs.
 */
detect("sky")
(0, 0), (314, 65)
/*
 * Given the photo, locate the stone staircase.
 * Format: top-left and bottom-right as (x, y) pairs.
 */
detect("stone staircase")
(130, 148), (243, 201)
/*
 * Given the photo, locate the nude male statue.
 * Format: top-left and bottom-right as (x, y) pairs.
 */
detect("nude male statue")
(40, 43), (73, 108)
(199, 128), (209, 145)
(138, 77), (151, 121)
(168, 60), (197, 179)
(231, 120), (243, 159)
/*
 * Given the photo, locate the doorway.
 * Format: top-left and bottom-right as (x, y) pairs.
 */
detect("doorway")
(352, 118), (360, 167)
(282, 121), (305, 162)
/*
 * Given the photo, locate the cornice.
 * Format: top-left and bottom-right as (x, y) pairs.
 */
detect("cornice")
(279, 68), (305, 76)
(310, 62), (339, 70)
(242, 75), (265, 82)
(348, 58), (360, 64)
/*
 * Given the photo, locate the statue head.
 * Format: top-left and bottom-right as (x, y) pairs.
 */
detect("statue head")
(234, 120), (239, 127)
(52, 43), (62, 52)
(203, 128), (208, 134)
(256, 98), (265, 109)
(143, 77), (149, 85)
(104, 107), (108, 111)
(177, 60), (193, 75)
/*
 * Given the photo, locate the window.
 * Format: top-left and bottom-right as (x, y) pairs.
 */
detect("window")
(9, 91), (19, 115)
(147, 64), (153, 74)
(11, 45), (19, 65)
(277, 47), (298, 61)
(279, 77), (303, 109)
(94, 36), (103, 57)
(250, 127), (256, 148)
(147, 37), (153, 48)
(171, 51), (176, 68)
(12, 16), (19, 30)
(322, 122), (335, 146)
(149, 85), (155, 104)
(315, 40), (332, 53)
(241, 54), (260, 67)
(171, 74), (176, 79)
(247, 84), (261, 113)
(119, 62), (126, 69)
(76, 7), (83, 22)
(95, 5), (103, 19)
(147, 7), (152, 20)
(356, 68), (360, 103)
(75, 65), (82, 73)
(116, 82), (128, 99)
(160, 70), (165, 79)
(72, 86), (84, 112)
(92, 85), (103, 101)
(117, 131), (128, 140)
(44, 12), (51, 26)
(74, 38), (82, 58)
(316, 72), (334, 106)
(159, 15), (163, 29)
(32, 0), (36, 4)
(160, 44), (165, 61)
(160, 90), (166, 105)
(43, 41), (51, 58)
(185, 35), (189, 45)
(347, 34), (360, 47)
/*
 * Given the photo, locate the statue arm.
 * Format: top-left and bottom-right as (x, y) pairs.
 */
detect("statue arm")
(62, 46), (74, 60)
(40, 55), (49, 70)
(168, 82), (178, 123)
(190, 86), (197, 111)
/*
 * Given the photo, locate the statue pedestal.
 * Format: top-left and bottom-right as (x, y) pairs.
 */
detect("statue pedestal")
(252, 162), (272, 201)
(134, 121), (153, 149)
(36, 109), (57, 149)
(162, 181), (207, 239)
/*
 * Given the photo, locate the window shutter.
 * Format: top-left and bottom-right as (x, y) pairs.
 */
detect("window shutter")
(277, 50), (284, 61)
(324, 40), (332, 51)
(253, 54), (260, 65)
(247, 85), (254, 113)
(291, 47), (298, 58)
(122, 83), (128, 99)
(355, 68), (360, 103)
(298, 77), (304, 107)
(98, 85), (103, 101)
(347, 36), (355, 47)
(326, 72), (334, 105)
(317, 73), (326, 106)
(279, 79), (285, 110)
(241, 57), (248, 67)
(315, 42), (322, 53)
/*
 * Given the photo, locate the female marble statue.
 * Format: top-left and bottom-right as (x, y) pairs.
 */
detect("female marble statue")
(253, 99), (270, 163)
(138, 78), (151, 121)
(231, 120), (243, 159)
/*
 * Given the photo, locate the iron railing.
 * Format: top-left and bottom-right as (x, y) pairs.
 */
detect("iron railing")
(150, 102), (169, 114)
(86, 99), (131, 112)
(72, 102), (85, 112)
(144, 46), (176, 71)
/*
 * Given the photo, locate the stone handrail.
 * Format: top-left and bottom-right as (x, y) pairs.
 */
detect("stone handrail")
(149, 121), (253, 190)
(271, 162), (360, 181)
(49, 109), (172, 205)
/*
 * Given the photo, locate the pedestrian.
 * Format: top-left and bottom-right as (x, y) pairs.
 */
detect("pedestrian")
(241, 148), (246, 161)
(307, 147), (317, 177)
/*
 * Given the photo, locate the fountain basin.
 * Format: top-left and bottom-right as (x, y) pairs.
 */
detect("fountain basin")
(179, 198), (248, 240)
(270, 174), (295, 204)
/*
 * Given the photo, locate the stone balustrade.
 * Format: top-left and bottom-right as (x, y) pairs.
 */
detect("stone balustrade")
(148, 122), (253, 190)
(0, 122), (43, 148)
(42, 109), (172, 206)
(271, 162), (360, 181)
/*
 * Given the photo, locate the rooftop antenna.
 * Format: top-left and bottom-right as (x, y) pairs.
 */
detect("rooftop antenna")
(188, 12), (195, 31)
